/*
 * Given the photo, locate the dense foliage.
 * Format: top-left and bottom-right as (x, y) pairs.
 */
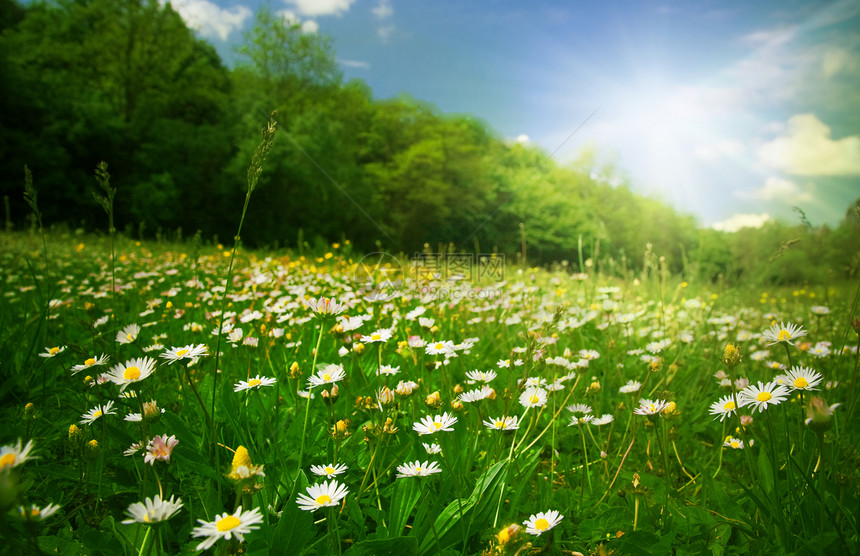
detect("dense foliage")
(1, 0), (859, 283)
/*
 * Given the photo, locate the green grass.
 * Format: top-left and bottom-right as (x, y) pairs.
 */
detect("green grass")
(0, 228), (858, 556)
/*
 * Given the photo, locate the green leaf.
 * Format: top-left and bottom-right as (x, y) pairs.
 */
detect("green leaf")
(388, 477), (421, 537)
(343, 536), (418, 556)
(757, 447), (774, 495)
(271, 470), (315, 554)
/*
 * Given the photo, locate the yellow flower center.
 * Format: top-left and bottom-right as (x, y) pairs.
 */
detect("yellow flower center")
(49, 347), (60, 354)
(127, 333), (135, 341)
(85, 358), (96, 366)
(723, 401), (736, 411)
(144, 514), (152, 523)
(730, 441), (740, 448)
(756, 391), (772, 402)
(534, 518), (550, 531)
(124, 367), (141, 381)
(31, 508), (40, 517)
(435, 343), (444, 350)
(495, 420), (505, 428)
(529, 395), (540, 405)
(93, 410), (103, 418)
(176, 349), (189, 357)
(415, 467), (422, 473)
(433, 421), (442, 429)
(794, 377), (808, 388)
(216, 515), (241, 531)
(315, 494), (332, 506)
(0, 453), (16, 468)
(777, 329), (790, 341)
(325, 466), (335, 474)
(648, 404), (657, 412)
(248, 379), (261, 388)
(372, 334), (382, 341)
(232, 446), (252, 470)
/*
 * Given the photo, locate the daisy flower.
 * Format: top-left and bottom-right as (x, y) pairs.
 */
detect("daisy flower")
(38, 346), (66, 358)
(191, 506), (263, 550)
(569, 414), (594, 426)
(425, 340), (455, 356)
(459, 386), (493, 403)
(234, 375), (277, 392)
(566, 403), (593, 415)
(144, 434), (178, 465)
(377, 364), (400, 376)
(18, 503), (61, 521)
(519, 386), (547, 408)
(395, 380), (419, 396)
(413, 413), (458, 435)
(71, 354), (110, 375)
(116, 324), (141, 344)
(80, 401), (116, 425)
(160, 344), (208, 365)
(396, 460), (442, 478)
(523, 510), (563, 536)
(590, 414), (614, 426)
(579, 349), (600, 360)
(360, 328), (393, 343)
(709, 394), (738, 422)
(307, 364), (346, 389)
(785, 366), (822, 391)
(810, 306), (830, 315)
(105, 357), (157, 391)
(296, 480), (349, 511)
(310, 463), (348, 478)
(0, 439), (36, 471)
(423, 443), (442, 454)
(122, 495), (183, 524)
(762, 321), (807, 346)
(738, 381), (790, 413)
(483, 416), (520, 431)
(633, 399), (670, 416)
(619, 380), (642, 394)
(305, 296), (347, 317)
(723, 437), (745, 449)
(465, 370), (497, 384)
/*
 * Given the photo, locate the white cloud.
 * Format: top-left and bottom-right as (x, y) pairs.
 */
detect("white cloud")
(378, 24), (395, 41)
(758, 114), (860, 176)
(373, 0), (393, 19)
(283, 0), (355, 17)
(339, 59), (370, 69)
(822, 47), (850, 78)
(302, 20), (319, 33)
(515, 134), (530, 144)
(166, 0), (251, 41)
(744, 177), (815, 203)
(712, 213), (772, 232)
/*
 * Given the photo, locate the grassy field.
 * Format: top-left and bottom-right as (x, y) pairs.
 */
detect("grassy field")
(1, 228), (858, 555)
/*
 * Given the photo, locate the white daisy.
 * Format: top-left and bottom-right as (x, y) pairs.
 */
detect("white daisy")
(80, 401), (116, 425)
(191, 506), (263, 550)
(633, 399), (669, 416)
(762, 321), (807, 346)
(425, 340), (455, 356)
(71, 354), (110, 375)
(423, 443), (442, 454)
(18, 502), (61, 521)
(483, 416), (520, 431)
(784, 366), (822, 391)
(377, 364), (400, 376)
(310, 463), (348, 478)
(360, 328), (393, 343)
(160, 344), (208, 365)
(519, 386), (547, 408)
(144, 434), (178, 465)
(105, 357), (157, 391)
(723, 436), (745, 449)
(459, 386), (494, 403)
(38, 346), (66, 358)
(0, 439), (37, 471)
(116, 324), (141, 344)
(122, 495), (183, 524)
(296, 480), (349, 511)
(412, 413), (458, 435)
(523, 509), (563, 536)
(234, 375), (277, 392)
(709, 394), (738, 422)
(307, 364), (346, 389)
(396, 460), (442, 478)
(738, 381), (790, 413)
(305, 296), (348, 317)
(590, 414), (614, 426)
(619, 380), (641, 394)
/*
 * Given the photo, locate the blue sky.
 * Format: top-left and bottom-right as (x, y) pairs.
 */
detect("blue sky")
(167, 0), (860, 231)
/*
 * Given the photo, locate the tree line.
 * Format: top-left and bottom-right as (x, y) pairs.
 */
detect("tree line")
(1, 0), (858, 284)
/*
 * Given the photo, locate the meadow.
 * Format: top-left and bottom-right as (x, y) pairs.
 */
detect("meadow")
(1, 216), (858, 556)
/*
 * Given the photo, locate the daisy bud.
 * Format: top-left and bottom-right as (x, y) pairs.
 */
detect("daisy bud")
(143, 400), (161, 423)
(68, 424), (84, 448)
(587, 379), (601, 394)
(332, 419), (351, 439)
(496, 523), (521, 545)
(288, 362), (302, 379)
(450, 400), (464, 411)
(648, 359), (662, 373)
(23, 403), (36, 420)
(353, 342), (365, 354)
(84, 439), (101, 461)
(806, 396), (839, 434)
(453, 384), (463, 395)
(425, 391), (442, 409)
(721, 343), (742, 368)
